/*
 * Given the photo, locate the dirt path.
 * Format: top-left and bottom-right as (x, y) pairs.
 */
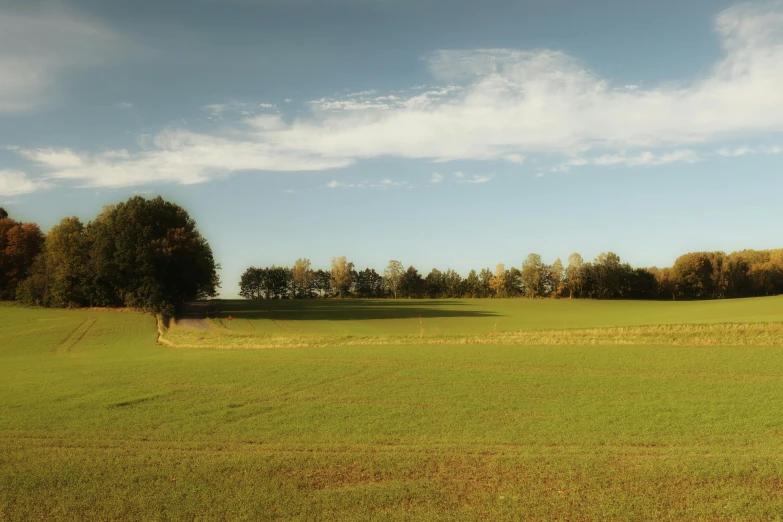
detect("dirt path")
(175, 301), (212, 330)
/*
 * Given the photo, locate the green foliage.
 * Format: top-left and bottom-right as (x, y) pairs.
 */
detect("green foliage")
(354, 268), (384, 298)
(14, 196), (219, 315)
(240, 248), (783, 302)
(85, 196), (219, 312)
(521, 253), (547, 298)
(399, 265), (424, 298)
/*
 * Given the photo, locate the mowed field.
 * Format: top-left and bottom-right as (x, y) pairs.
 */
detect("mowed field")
(3, 298), (783, 520)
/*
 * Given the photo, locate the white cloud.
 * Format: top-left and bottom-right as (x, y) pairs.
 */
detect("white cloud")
(19, 135), (352, 188)
(0, 5), (124, 112)
(504, 154), (525, 164)
(554, 149), (700, 171)
(204, 101), (277, 120)
(716, 144), (782, 156)
(12, 1), (783, 188)
(430, 172), (444, 183)
(456, 174), (494, 184)
(115, 102), (134, 110)
(326, 178), (410, 189)
(0, 170), (48, 196)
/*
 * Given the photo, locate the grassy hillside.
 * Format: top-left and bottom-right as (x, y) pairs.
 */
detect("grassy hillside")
(3, 299), (783, 520)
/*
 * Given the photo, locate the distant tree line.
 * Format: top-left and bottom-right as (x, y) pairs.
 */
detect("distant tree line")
(240, 250), (783, 300)
(0, 197), (220, 315)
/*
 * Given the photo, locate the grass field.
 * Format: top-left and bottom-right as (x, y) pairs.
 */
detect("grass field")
(3, 297), (783, 520)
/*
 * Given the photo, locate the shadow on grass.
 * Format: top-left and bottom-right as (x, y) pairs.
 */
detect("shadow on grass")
(182, 299), (501, 322)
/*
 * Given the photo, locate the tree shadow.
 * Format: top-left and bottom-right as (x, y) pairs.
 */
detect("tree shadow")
(185, 299), (501, 321)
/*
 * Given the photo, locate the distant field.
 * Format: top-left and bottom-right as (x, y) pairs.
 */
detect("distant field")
(163, 296), (783, 348)
(3, 298), (783, 520)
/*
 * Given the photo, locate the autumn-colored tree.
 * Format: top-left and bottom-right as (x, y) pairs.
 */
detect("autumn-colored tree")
(0, 212), (44, 299)
(292, 258), (314, 298)
(489, 263), (507, 298)
(550, 258), (564, 298)
(671, 252), (714, 299)
(330, 256), (354, 298)
(564, 253), (585, 298)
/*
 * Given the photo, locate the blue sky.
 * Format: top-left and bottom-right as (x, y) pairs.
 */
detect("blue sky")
(1, 0), (782, 297)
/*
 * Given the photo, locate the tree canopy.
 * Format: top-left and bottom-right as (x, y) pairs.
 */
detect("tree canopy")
(11, 197), (219, 315)
(239, 249), (783, 301)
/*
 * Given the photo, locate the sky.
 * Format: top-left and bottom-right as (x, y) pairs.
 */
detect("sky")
(1, 0), (782, 297)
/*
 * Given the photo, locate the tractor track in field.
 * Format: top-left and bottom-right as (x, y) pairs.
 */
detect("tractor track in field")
(53, 317), (95, 355)
(65, 317), (97, 353)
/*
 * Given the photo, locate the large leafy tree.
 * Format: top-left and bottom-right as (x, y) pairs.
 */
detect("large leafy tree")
(239, 267), (265, 300)
(86, 196), (219, 314)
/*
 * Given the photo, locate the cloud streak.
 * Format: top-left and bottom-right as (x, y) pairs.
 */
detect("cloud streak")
(0, 4), (124, 113)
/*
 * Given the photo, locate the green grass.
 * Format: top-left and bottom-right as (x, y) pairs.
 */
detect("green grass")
(206, 296), (783, 335)
(3, 298), (783, 520)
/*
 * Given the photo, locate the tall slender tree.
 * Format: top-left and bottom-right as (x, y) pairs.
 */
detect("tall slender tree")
(550, 258), (565, 298)
(383, 260), (404, 299)
(292, 258), (314, 298)
(521, 253), (546, 298)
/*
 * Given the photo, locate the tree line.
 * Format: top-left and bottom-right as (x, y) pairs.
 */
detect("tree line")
(0, 197), (219, 316)
(240, 250), (783, 300)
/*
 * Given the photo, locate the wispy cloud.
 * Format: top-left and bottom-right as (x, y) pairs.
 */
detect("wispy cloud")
(555, 149), (701, 171)
(0, 4), (125, 113)
(715, 145), (782, 157)
(0, 170), (49, 196)
(326, 178), (411, 189)
(430, 172), (444, 183)
(203, 101), (277, 120)
(114, 101), (134, 110)
(11, 1), (783, 189)
(454, 172), (494, 184)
